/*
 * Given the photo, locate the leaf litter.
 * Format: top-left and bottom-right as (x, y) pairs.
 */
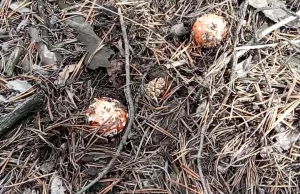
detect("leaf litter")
(249, 0), (300, 27)
(273, 124), (300, 151)
(50, 175), (66, 194)
(6, 79), (33, 92)
(234, 56), (252, 78)
(0, 95), (6, 102)
(54, 64), (76, 86)
(9, 2), (31, 14)
(28, 27), (61, 66)
(170, 23), (190, 37)
(66, 16), (115, 71)
(0, 0), (300, 194)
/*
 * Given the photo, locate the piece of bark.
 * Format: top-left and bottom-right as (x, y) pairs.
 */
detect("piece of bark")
(5, 41), (24, 77)
(66, 16), (114, 70)
(0, 92), (45, 136)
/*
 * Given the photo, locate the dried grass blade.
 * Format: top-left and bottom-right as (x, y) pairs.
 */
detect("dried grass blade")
(271, 99), (300, 129)
(181, 165), (201, 181)
(98, 179), (121, 194)
(145, 121), (178, 141)
(70, 53), (86, 80)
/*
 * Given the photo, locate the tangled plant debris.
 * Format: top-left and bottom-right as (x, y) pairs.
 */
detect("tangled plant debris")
(249, 0), (300, 27)
(0, 0), (300, 194)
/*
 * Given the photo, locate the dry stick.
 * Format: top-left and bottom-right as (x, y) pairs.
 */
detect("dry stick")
(257, 9), (300, 41)
(197, 93), (213, 194)
(75, 7), (135, 194)
(37, 0), (48, 39)
(229, 0), (249, 88)
(0, 92), (45, 136)
(234, 39), (300, 50)
(221, 0), (249, 108)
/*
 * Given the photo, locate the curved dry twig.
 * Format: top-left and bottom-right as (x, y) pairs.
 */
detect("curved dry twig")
(75, 6), (135, 194)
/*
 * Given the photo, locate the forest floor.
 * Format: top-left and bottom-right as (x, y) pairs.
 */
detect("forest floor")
(0, 0), (300, 194)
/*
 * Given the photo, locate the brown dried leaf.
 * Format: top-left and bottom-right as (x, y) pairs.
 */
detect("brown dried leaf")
(249, 0), (268, 8)
(36, 42), (59, 65)
(0, 94), (6, 102)
(40, 161), (55, 173)
(194, 99), (208, 118)
(54, 65), (76, 86)
(273, 123), (300, 151)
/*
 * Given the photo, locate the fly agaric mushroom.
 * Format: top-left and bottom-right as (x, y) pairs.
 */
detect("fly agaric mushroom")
(192, 14), (227, 48)
(86, 97), (127, 137)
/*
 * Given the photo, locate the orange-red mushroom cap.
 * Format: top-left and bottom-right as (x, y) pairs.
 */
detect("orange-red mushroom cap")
(192, 14), (227, 48)
(86, 97), (127, 137)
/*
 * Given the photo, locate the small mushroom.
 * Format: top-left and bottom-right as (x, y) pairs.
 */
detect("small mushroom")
(86, 97), (127, 137)
(192, 14), (227, 48)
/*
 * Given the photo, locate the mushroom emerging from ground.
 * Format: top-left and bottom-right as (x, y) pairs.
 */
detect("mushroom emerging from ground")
(86, 97), (127, 137)
(192, 14), (227, 48)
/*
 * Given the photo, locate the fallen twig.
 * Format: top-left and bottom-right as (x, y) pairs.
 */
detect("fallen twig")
(75, 6), (135, 194)
(197, 94), (213, 194)
(0, 92), (45, 137)
(221, 0), (249, 107)
(229, 0), (249, 86)
(234, 39), (300, 50)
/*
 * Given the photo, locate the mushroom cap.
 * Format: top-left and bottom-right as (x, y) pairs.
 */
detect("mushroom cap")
(192, 14), (227, 47)
(86, 97), (127, 137)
